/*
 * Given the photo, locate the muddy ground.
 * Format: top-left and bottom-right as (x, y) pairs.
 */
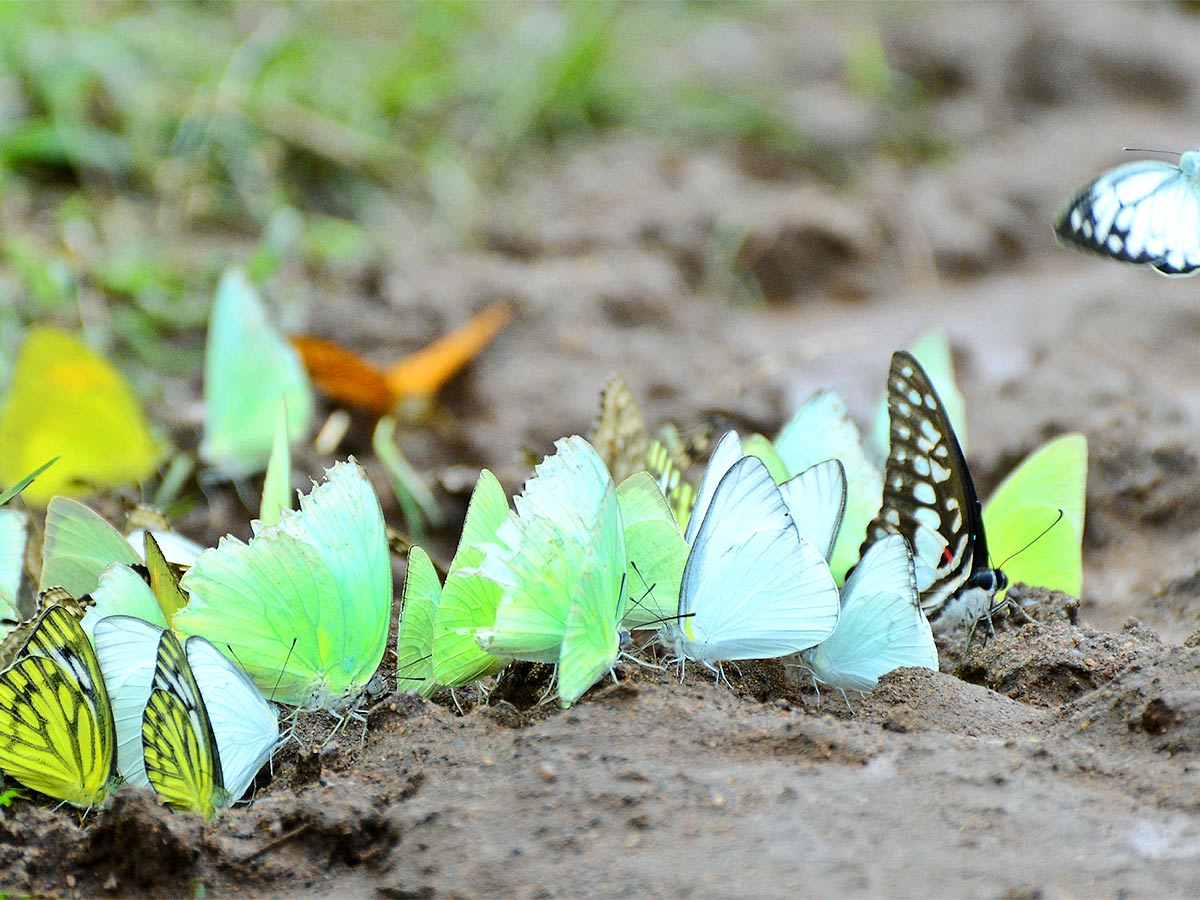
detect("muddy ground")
(5, 4), (1200, 898)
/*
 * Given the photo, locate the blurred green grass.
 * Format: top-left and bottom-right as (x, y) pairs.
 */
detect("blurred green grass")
(0, 2), (933, 380)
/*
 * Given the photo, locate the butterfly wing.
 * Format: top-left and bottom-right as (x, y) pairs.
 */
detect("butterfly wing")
(865, 351), (994, 624)
(200, 268), (314, 479)
(143, 532), (188, 622)
(0, 508), (29, 623)
(983, 434), (1087, 598)
(0, 327), (160, 505)
(589, 374), (651, 484)
(557, 481), (626, 707)
(683, 431), (745, 546)
(93, 614), (163, 788)
(676, 455), (840, 662)
(644, 439), (696, 530)
(82, 564), (170, 641)
(778, 459), (847, 563)
(804, 534), (936, 692)
(432, 470), (512, 687)
(870, 328), (967, 464)
(480, 438), (616, 663)
(185, 635), (278, 806)
(0, 607), (117, 807)
(142, 628), (224, 818)
(1055, 157), (1200, 276)
(175, 461), (391, 709)
(397, 547), (440, 696)
(615, 472), (688, 629)
(775, 391), (883, 581)
(40, 497), (140, 597)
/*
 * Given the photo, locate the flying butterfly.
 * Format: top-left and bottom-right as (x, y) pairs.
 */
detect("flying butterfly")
(1054, 149), (1200, 276)
(0, 606), (118, 808)
(864, 351), (1005, 632)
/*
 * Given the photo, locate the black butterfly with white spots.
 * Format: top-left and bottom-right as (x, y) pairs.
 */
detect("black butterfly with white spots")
(861, 351), (1006, 632)
(1055, 150), (1200, 276)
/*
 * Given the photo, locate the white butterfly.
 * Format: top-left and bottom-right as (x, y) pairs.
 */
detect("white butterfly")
(801, 533), (938, 694)
(1055, 150), (1200, 276)
(92, 615), (279, 806)
(662, 432), (841, 669)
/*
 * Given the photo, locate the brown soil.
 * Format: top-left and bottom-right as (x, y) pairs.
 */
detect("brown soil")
(7, 4), (1200, 898)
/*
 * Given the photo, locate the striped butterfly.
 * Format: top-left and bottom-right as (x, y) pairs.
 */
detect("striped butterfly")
(863, 352), (1005, 631)
(0, 606), (118, 808)
(93, 616), (279, 819)
(1055, 149), (1200, 276)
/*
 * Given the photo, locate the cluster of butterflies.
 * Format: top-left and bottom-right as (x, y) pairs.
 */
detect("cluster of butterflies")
(395, 345), (1088, 707)
(5, 137), (1167, 815)
(0, 459), (391, 815)
(0, 334), (1087, 817)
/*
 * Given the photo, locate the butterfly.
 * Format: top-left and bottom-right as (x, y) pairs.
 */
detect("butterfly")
(801, 533), (937, 694)
(0, 606), (118, 808)
(1055, 150), (1200, 276)
(475, 437), (631, 706)
(0, 327), (161, 505)
(0, 586), (94, 672)
(980, 432), (1087, 604)
(200, 268), (314, 480)
(865, 351), (1006, 631)
(0, 508), (30, 630)
(93, 615), (279, 819)
(172, 459), (391, 711)
(291, 300), (513, 417)
(396, 547), (443, 698)
(427, 469), (511, 690)
(661, 431), (841, 669)
(589, 375), (703, 528)
(774, 391), (884, 582)
(40, 497), (141, 600)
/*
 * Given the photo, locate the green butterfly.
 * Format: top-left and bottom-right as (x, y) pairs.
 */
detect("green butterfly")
(40, 497), (140, 599)
(200, 268), (314, 480)
(429, 469), (511, 689)
(982, 433), (1087, 602)
(173, 459), (391, 710)
(474, 437), (632, 707)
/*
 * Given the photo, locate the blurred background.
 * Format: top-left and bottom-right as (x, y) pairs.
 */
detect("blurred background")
(5, 2), (1200, 637)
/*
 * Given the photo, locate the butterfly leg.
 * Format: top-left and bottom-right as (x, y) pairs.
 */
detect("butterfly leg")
(838, 688), (855, 715)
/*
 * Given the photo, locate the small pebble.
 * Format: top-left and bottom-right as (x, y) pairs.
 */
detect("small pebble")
(538, 763), (557, 783)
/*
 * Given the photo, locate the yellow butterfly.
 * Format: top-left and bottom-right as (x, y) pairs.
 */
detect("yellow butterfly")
(142, 628), (226, 819)
(0, 606), (118, 808)
(0, 327), (161, 505)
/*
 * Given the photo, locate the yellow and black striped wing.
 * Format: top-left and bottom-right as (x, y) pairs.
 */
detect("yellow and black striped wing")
(142, 629), (225, 818)
(645, 439), (696, 530)
(143, 531), (189, 620)
(0, 606), (116, 807)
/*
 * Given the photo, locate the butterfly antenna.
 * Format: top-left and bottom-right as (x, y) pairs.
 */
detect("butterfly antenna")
(993, 508), (1066, 572)
(266, 637), (299, 703)
(1122, 147), (1181, 157)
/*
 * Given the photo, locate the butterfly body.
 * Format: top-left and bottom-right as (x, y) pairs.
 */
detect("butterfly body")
(1055, 151), (1200, 276)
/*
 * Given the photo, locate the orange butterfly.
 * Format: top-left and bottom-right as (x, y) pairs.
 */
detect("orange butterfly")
(292, 301), (513, 417)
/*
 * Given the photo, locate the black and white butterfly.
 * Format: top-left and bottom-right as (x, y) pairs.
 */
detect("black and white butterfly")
(1054, 150), (1200, 276)
(861, 351), (1005, 632)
